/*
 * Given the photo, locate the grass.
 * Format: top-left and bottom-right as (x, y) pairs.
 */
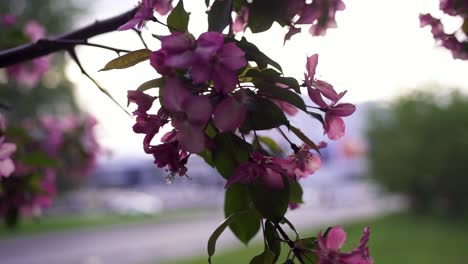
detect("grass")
(166, 212), (468, 264)
(0, 208), (214, 239)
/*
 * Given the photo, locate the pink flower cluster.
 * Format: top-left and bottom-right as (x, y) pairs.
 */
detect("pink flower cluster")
(128, 31), (248, 178)
(119, 0), (173, 30)
(285, 0), (346, 42)
(0, 116), (16, 178)
(316, 226), (373, 264)
(35, 114), (101, 177)
(305, 54), (356, 140)
(2, 17), (51, 87)
(419, 0), (468, 60)
(226, 145), (322, 190)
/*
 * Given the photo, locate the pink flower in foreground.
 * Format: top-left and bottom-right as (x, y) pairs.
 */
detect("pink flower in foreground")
(149, 131), (188, 177)
(153, 0), (173, 16)
(191, 32), (247, 94)
(226, 152), (286, 190)
(232, 6), (249, 34)
(150, 33), (195, 74)
(276, 144), (322, 179)
(305, 54), (356, 140)
(317, 226), (373, 264)
(119, 0), (156, 30)
(127, 91), (169, 153)
(213, 95), (247, 132)
(161, 78), (213, 153)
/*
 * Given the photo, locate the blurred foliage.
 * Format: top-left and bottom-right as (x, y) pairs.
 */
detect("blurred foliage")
(0, 0), (84, 122)
(368, 89), (468, 216)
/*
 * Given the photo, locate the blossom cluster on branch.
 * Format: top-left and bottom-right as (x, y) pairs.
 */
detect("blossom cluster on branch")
(1, 14), (51, 87)
(420, 0), (468, 60)
(114, 1), (370, 263)
(0, 114), (100, 226)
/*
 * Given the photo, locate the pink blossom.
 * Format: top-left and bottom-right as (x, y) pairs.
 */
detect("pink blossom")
(226, 152), (286, 190)
(127, 90), (169, 153)
(213, 95), (247, 132)
(305, 54), (356, 140)
(150, 130), (188, 176)
(153, 0), (173, 16)
(287, 0), (345, 38)
(7, 55), (50, 88)
(275, 144), (321, 179)
(127, 90), (155, 116)
(284, 26), (301, 44)
(232, 6), (249, 34)
(1, 14), (16, 26)
(161, 78), (213, 153)
(0, 139), (16, 178)
(150, 33), (195, 74)
(24, 20), (45, 41)
(33, 170), (56, 208)
(317, 226), (373, 264)
(118, 0), (157, 30)
(191, 32), (247, 94)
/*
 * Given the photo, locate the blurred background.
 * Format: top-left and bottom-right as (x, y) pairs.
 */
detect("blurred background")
(0, 0), (468, 264)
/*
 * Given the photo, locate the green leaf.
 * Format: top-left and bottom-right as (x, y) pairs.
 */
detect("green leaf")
(213, 133), (251, 179)
(281, 217), (299, 237)
(250, 248), (275, 264)
(205, 0), (211, 7)
(233, 0), (247, 10)
(297, 237), (318, 264)
(237, 38), (283, 72)
(136, 78), (165, 92)
(249, 176), (290, 223)
(208, 212), (244, 263)
(225, 184), (261, 244)
(241, 96), (288, 131)
(289, 180), (304, 204)
(256, 81), (306, 111)
(100, 49), (151, 71)
(307, 111), (325, 126)
(297, 237), (317, 250)
(247, 0), (287, 33)
(167, 0), (190, 32)
(208, 0), (232, 32)
(244, 69), (301, 93)
(21, 152), (58, 167)
(198, 149), (214, 167)
(289, 124), (320, 153)
(283, 260), (295, 264)
(265, 221), (281, 262)
(258, 136), (284, 155)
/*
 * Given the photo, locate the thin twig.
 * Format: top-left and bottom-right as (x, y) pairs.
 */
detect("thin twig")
(133, 28), (149, 49)
(274, 223), (306, 264)
(39, 39), (131, 54)
(67, 48), (131, 117)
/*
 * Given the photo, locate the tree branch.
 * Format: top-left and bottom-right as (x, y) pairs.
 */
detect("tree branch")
(0, 8), (138, 68)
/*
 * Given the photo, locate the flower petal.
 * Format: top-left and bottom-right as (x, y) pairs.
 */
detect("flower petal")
(325, 114), (345, 140)
(213, 96), (247, 131)
(183, 95), (213, 125)
(326, 226), (347, 251)
(161, 78), (190, 111)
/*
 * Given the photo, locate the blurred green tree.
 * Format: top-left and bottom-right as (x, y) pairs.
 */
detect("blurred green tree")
(368, 89), (468, 216)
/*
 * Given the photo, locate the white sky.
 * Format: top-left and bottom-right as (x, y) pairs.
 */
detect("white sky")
(67, 0), (468, 158)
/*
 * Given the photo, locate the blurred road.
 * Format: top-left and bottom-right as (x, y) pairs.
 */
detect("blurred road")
(0, 193), (404, 264)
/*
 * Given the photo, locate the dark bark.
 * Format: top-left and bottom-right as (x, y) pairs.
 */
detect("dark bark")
(0, 8), (137, 68)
